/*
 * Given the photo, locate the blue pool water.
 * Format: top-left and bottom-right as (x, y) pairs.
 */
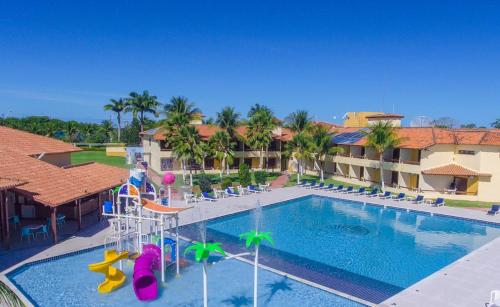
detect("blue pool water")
(7, 241), (361, 307)
(201, 195), (500, 302)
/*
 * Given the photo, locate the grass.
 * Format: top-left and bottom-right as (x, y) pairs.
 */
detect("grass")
(285, 174), (495, 209)
(71, 150), (129, 168)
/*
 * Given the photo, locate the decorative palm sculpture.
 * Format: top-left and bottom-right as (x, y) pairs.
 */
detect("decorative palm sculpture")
(240, 231), (274, 307)
(184, 241), (226, 307)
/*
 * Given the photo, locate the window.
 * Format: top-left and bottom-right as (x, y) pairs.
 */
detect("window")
(160, 141), (172, 151)
(161, 158), (174, 171)
(458, 150), (475, 155)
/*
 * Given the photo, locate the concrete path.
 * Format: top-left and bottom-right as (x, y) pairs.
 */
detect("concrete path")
(270, 172), (290, 189)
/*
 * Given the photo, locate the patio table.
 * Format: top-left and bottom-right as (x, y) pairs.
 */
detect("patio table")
(24, 224), (43, 231)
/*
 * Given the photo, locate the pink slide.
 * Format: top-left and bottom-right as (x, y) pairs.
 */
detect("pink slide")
(133, 244), (161, 301)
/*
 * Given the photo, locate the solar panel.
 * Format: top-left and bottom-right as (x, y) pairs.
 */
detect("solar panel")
(332, 130), (366, 144)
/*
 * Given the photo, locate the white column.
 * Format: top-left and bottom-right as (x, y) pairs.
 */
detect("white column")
(160, 215), (165, 284)
(175, 215), (180, 276)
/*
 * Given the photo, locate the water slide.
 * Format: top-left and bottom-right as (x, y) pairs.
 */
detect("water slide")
(88, 250), (129, 294)
(133, 244), (161, 301)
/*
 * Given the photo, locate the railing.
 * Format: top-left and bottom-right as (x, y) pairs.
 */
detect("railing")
(400, 160), (421, 165)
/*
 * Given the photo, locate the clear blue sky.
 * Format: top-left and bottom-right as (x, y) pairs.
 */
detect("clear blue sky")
(1, 1), (499, 126)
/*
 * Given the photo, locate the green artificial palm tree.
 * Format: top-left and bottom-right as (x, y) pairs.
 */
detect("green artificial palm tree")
(240, 231), (274, 307)
(246, 109), (275, 169)
(285, 110), (312, 133)
(309, 125), (343, 182)
(216, 106), (240, 137)
(125, 90), (160, 132)
(171, 125), (202, 186)
(104, 98), (126, 141)
(209, 130), (235, 177)
(364, 121), (401, 191)
(184, 241), (226, 307)
(285, 132), (313, 184)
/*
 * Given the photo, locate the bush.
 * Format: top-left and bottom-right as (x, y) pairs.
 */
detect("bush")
(254, 171), (267, 185)
(221, 177), (232, 189)
(238, 164), (252, 187)
(198, 174), (212, 193)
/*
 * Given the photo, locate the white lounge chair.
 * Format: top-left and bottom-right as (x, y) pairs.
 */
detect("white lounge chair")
(489, 290), (500, 307)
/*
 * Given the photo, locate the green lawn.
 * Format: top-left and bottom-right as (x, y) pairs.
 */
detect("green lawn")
(285, 174), (494, 209)
(71, 150), (129, 168)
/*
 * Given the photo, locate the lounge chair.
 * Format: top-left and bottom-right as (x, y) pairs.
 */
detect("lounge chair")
(184, 192), (197, 204)
(321, 183), (335, 190)
(366, 188), (379, 197)
(353, 187), (366, 195)
(379, 191), (392, 199)
(392, 193), (406, 201)
(431, 197), (445, 207)
(305, 181), (317, 189)
(296, 179), (307, 187)
(410, 195), (424, 204)
(201, 192), (217, 202)
(225, 187), (241, 197)
(259, 183), (271, 191)
(332, 185), (344, 192)
(487, 204), (499, 215)
(312, 183), (325, 190)
(247, 185), (262, 193)
(341, 186), (354, 193)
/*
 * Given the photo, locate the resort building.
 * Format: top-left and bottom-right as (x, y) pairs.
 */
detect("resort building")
(0, 126), (128, 247)
(343, 112), (404, 127)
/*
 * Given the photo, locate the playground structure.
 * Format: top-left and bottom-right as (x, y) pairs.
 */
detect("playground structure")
(89, 167), (191, 301)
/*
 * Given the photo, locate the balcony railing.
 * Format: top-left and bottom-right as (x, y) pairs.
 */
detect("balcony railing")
(400, 159), (421, 165)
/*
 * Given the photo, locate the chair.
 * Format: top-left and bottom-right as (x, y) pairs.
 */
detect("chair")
(9, 215), (20, 230)
(379, 191), (392, 199)
(353, 187), (366, 195)
(201, 192), (217, 202)
(366, 188), (379, 197)
(103, 200), (114, 214)
(488, 290), (500, 307)
(225, 187), (241, 197)
(487, 204), (499, 215)
(321, 184), (335, 190)
(410, 195), (424, 204)
(184, 193), (196, 204)
(247, 185), (262, 193)
(312, 183), (325, 190)
(296, 179), (307, 187)
(259, 183), (271, 191)
(392, 193), (406, 201)
(21, 227), (34, 242)
(332, 185), (344, 192)
(36, 225), (49, 239)
(431, 197), (445, 207)
(305, 181), (317, 189)
(341, 186), (354, 193)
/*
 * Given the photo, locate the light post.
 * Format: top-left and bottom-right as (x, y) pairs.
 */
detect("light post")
(162, 172), (175, 207)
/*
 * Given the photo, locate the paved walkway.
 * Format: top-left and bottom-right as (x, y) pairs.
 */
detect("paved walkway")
(269, 172), (290, 189)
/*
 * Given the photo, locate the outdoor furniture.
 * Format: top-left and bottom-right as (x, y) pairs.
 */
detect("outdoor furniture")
(332, 185), (344, 193)
(200, 192), (217, 202)
(36, 225), (49, 239)
(366, 188), (379, 197)
(321, 184), (335, 190)
(379, 191), (392, 199)
(21, 224), (42, 242)
(9, 215), (20, 230)
(431, 197), (446, 207)
(183, 193), (197, 204)
(488, 290), (500, 307)
(259, 183), (271, 191)
(487, 204), (500, 215)
(392, 193), (406, 201)
(213, 189), (225, 199)
(237, 185), (247, 195)
(246, 185), (262, 193)
(296, 179), (307, 187)
(312, 183), (325, 190)
(353, 187), (366, 195)
(103, 200), (114, 213)
(56, 214), (66, 228)
(304, 181), (317, 189)
(341, 186), (354, 193)
(225, 187), (241, 197)
(410, 195), (424, 204)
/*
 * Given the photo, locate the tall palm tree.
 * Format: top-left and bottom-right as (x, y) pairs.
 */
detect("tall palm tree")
(285, 132), (313, 184)
(164, 96), (200, 120)
(171, 125), (202, 186)
(247, 103), (272, 118)
(100, 120), (114, 143)
(216, 106), (240, 137)
(104, 98), (126, 141)
(209, 130), (235, 177)
(65, 120), (80, 143)
(125, 90), (160, 132)
(285, 110), (312, 133)
(246, 109), (275, 169)
(364, 121), (401, 192)
(199, 141), (214, 172)
(309, 125), (343, 182)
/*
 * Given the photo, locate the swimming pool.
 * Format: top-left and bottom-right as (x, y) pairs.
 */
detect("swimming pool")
(7, 241), (362, 307)
(183, 195), (500, 303)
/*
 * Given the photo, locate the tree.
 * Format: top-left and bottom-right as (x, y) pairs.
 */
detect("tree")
(163, 96), (200, 122)
(491, 119), (500, 128)
(240, 230), (274, 307)
(209, 131), (235, 177)
(216, 106), (240, 137)
(432, 117), (459, 129)
(171, 125), (202, 186)
(364, 121), (401, 192)
(285, 132), (313, 184)
(238, 163), (252, 187)
(309, 125), (342, 182)
(104, 98), (126, 141)
(65, 120), (80, 143)
(460, 123), (477, 129)
(246, 109), (275, 169)
(0, 280), (23, 307)
(198, 141), (214, 172)
(285, 110), (312, 133)
(184, 241), (226, 307)
(125, 90), (160, 132)
(247, 103), (272, 118)
(100, 120), (114, 142)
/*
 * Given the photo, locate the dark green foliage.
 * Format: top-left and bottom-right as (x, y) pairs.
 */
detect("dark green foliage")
(254, 171), (267, 185)
(221, 177), (232, 189)
(198, 174), (212, 193)
(238, 163), (252, 187)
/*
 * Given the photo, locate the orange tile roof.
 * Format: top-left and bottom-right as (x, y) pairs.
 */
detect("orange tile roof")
(422, 163), (491, 177)
(0, 177), (26, 190)
(0, 126), (81, 155)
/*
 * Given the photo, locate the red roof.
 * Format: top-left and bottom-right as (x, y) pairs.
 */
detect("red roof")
(0, 177), (26, 190)
(422, 163), (491, 177)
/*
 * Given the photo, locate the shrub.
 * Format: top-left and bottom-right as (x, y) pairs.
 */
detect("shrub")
(254, 171), (267, 185)
(238, 163), (252, 187)
(198, 174), (212, 193)
(221, 177), (232, 189)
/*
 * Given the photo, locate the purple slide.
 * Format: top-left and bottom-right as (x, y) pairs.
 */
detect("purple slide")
(133, 244), (161, 301)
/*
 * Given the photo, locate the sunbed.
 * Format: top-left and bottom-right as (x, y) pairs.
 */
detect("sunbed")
(487, 204), (499, 215)
(379, 191), (392, 199)
(200, 192), (217, 202)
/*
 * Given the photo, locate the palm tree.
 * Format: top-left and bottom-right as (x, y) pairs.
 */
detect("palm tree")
(65, 120), (80, 143)
(216, 106), (240, 137)
(246, 109), (275, 169)
(364, 121), (401, 192)
(0, 280), (23, 307)
(285, 132), (313, 184)
(285, 110), (312, 133)
(164, 96), (200, 120)
(209, 131), (235, 177)
(491, 118), (500, 128)
(184, 241), (226, 307)
(240, 230), (274, 307)
(199, 141), (214, 172)
(247, 103), (272, 118)
(309, 125), (343, 182)
(100, 120), (114, 143)
(125, 90), (160, 132)
(104, 98), (126, 141)
(171, 125), (202, 186)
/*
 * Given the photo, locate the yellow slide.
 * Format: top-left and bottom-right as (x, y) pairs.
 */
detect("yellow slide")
(88, 249), (129, 293)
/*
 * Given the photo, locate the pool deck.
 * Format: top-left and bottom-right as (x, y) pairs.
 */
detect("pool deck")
(2, 186), (500, 307)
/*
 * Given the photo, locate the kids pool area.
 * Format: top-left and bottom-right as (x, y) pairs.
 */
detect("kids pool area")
(6, 195), (500, 306)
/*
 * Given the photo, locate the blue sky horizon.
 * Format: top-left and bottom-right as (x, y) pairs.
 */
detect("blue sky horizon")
(1, 1), (499, 127)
